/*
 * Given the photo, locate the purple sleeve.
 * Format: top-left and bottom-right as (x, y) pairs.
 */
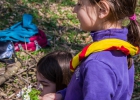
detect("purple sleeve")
(57, 88), (67, 100)
(82, 60), (117, 100)
(128, 64), (135, 98)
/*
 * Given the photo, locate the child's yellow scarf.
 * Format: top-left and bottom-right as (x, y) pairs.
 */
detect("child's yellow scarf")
(70, 39), (139, 72)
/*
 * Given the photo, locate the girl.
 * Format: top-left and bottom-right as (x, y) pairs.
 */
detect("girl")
(41, 0), (140, 100)
(36, 50), (73, 96)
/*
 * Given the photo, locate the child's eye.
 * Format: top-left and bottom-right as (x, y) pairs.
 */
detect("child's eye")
(77, 3), (81, 6)
(42, 84), (49, 87)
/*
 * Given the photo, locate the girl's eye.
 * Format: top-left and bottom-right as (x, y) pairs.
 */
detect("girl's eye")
(77, 1), (82, 6)
(77, 3), (81, 6)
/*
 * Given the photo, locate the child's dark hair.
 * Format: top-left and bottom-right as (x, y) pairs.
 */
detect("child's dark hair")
(36, 50), (73, 91)
(89, 0), (140, 47)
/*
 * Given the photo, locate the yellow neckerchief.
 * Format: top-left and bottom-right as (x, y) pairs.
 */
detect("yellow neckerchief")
(70, 39), (139, 72)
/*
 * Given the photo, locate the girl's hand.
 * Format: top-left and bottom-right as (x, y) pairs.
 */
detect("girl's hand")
(41, 93), (62, 100)
(38, 96), (42, 100)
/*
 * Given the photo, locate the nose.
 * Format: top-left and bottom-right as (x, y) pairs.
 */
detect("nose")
(37, 82), (43, 90)
(73, 5), (77, 13)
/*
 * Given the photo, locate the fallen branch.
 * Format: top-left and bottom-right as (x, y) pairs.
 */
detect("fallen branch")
(132, 96), (140, 100)
(15, 73), (30, 85)
(17, 64), (36, 75)
(0, 61), (21, 85)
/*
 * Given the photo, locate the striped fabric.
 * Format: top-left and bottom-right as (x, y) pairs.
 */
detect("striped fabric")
(70, 39), (139, 72)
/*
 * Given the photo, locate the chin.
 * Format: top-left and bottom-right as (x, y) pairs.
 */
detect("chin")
(81, 28), (93, 32)
(81, 25), (94, 32)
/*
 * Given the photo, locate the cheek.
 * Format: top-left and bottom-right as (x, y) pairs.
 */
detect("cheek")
(78, 12), (93, 30)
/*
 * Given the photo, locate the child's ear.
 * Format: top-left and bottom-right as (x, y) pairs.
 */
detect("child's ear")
(98, 1), (110, 19)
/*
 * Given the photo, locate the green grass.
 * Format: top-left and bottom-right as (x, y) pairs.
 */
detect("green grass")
(60, 0), (75, 6)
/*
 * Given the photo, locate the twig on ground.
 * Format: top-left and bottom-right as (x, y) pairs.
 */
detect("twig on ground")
(8, 93), (16, 99)
(17, 64), (36, 75)
(15, 73), (30, 85)
(23, 51), (38, 63)
(132, 96), (140, 100)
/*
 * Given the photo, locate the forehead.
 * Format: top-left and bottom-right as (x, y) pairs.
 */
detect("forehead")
(78, 0), (82, 2)
(78, 0), (90, 5)
(37, 72), (46, 80)
(37, 72), (53, 83)
(37, 72), (44, 79)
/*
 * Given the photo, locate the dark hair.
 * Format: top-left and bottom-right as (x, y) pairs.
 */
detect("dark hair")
(89, 0), (140, 47)
(89, 0), (140, 68)
(36, 50), (73, 91)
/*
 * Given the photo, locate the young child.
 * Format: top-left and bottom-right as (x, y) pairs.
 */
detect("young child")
(36, 50), (73, 96)
(41, 0), (140, 100)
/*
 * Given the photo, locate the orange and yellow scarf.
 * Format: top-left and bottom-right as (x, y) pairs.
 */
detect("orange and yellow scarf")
(70, 39), (139, 72)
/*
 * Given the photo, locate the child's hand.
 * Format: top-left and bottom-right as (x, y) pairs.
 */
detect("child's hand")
(38, 96), (42, 100)
(41, 93), (62, 100)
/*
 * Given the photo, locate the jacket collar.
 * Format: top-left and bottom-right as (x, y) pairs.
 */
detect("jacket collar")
(90, 28), (128, 41)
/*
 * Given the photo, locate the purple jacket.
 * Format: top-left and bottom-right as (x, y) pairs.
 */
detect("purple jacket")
(58, 28), (134, 100)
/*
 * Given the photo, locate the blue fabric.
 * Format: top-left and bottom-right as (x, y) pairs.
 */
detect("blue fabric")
(59, 28), (134, 100)
(0, 14), (38, 42)
(0, 41), (13, 59)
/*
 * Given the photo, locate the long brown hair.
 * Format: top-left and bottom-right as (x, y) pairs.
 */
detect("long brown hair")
(37, 50), (73, 91)
(109, 0), (140, 47)
(89, 0), (140, 46)
(89, 0), (140, 68)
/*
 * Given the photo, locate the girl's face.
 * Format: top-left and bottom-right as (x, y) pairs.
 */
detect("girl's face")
(36, 72), (56, 96)
(73, 0), (100, 31)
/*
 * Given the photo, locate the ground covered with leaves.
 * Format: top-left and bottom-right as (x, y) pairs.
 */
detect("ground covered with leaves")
(0, 0), (140, 100)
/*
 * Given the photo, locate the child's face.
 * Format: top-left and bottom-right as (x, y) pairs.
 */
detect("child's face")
(36, 72), (56, 96)
(73, 0), (100, 31)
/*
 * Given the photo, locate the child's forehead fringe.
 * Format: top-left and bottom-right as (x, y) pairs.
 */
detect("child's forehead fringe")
(78, 0), (82, 2)
(78, 0), (84, 4)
